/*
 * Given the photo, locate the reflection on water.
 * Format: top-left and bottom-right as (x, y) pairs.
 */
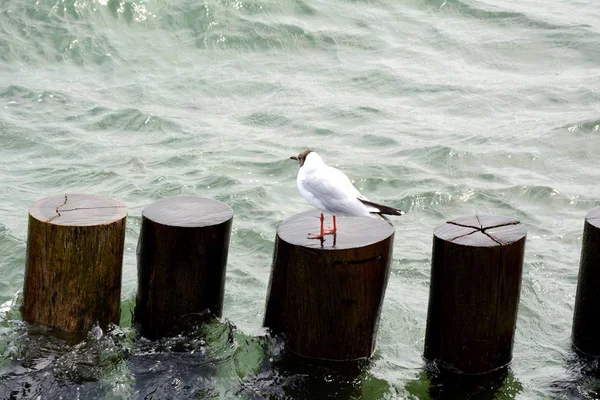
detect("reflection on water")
(405, 363), (522, 400)
(551, 348), (600, 399)
(239, 350), (389, 399)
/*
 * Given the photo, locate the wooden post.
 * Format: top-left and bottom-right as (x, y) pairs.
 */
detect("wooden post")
(424, 215), (526, 374)
(572, 207), (600, 356)
(134, 195), (233, 339)
(22, 193), (127, 332)
(263, 209), (395, 361)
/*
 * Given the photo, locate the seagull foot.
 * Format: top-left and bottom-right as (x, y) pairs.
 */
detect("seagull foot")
(323, 228), (337, 235)
(307, 233), (326, 239)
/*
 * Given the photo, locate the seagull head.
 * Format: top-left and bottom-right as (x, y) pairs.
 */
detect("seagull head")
(290, 149), (314, 168)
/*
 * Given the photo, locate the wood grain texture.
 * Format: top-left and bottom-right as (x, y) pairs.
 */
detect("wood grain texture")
(142, 195), (233, 227)
(29, 193), (127, 226)
(263, 210), (395, 360)
(424, 215), (526, 374)
(22, 193), (127, 332)
(572, 207), (600, 356)
(134, 196), (233, 339)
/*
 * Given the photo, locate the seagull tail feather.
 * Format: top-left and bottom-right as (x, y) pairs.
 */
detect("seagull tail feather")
(379, 213), (394, 226)
(358, 198), (405, 217)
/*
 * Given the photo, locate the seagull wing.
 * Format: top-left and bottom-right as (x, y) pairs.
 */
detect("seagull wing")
(301, 165), (377, 217)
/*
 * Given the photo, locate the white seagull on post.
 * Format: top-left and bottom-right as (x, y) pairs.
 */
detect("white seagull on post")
(290, 149), (404, 239)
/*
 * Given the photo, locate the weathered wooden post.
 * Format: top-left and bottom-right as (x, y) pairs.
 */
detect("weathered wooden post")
(572, 207), (600, 356)
(134, 195), (233, 339)
(22, 193), (127, 332)
(263, 209), (395, 360)
(424, 215), (526, 374)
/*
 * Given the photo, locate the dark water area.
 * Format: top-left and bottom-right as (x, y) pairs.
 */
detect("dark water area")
(2, 308), (600, 399)
(0, 316), (389, 399)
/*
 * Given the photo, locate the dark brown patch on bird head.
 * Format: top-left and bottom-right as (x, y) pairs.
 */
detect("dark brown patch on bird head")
(290, 149), (313, 167)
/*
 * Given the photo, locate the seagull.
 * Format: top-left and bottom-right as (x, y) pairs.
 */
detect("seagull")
(290, 150), (404, 239)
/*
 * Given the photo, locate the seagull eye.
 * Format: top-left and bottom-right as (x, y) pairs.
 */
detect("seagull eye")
(298, 156), (303, 160)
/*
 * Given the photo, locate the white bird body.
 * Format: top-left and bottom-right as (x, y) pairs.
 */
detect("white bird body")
(290, 150), (404, 239)
(296, 152), (376, 218)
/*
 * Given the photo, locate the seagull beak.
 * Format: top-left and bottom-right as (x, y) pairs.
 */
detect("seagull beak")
(290, 156), (298, 161)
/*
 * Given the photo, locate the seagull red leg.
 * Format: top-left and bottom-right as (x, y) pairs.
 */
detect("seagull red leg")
(308, 213), (326, 239)
(324, 215), (337, 235)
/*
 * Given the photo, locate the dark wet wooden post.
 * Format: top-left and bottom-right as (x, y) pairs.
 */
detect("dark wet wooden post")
(134, 195), (233, 339)
(572, 207), (600, 356)
(263, 209), (395, 360)
(22, 193), (127, 332)
(424, 216), (526, 374)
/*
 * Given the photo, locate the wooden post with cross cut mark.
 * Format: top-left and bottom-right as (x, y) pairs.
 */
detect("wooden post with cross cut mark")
(424, 215), (526, 374)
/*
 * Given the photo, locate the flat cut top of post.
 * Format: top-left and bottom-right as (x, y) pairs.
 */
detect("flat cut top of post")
(277, 209), (395, 250)
(29, 193), (127, 226)
(586, 207), (600, 228)
(434, 215), (525, 247)
(142, 195), (233, 227)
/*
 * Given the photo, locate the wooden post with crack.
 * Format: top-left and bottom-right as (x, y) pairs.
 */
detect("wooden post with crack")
(424, 215), (526, 374)
(22, 193), (127, 332)
(263, 209), (395, 360)
(572, 207), (600, 356)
